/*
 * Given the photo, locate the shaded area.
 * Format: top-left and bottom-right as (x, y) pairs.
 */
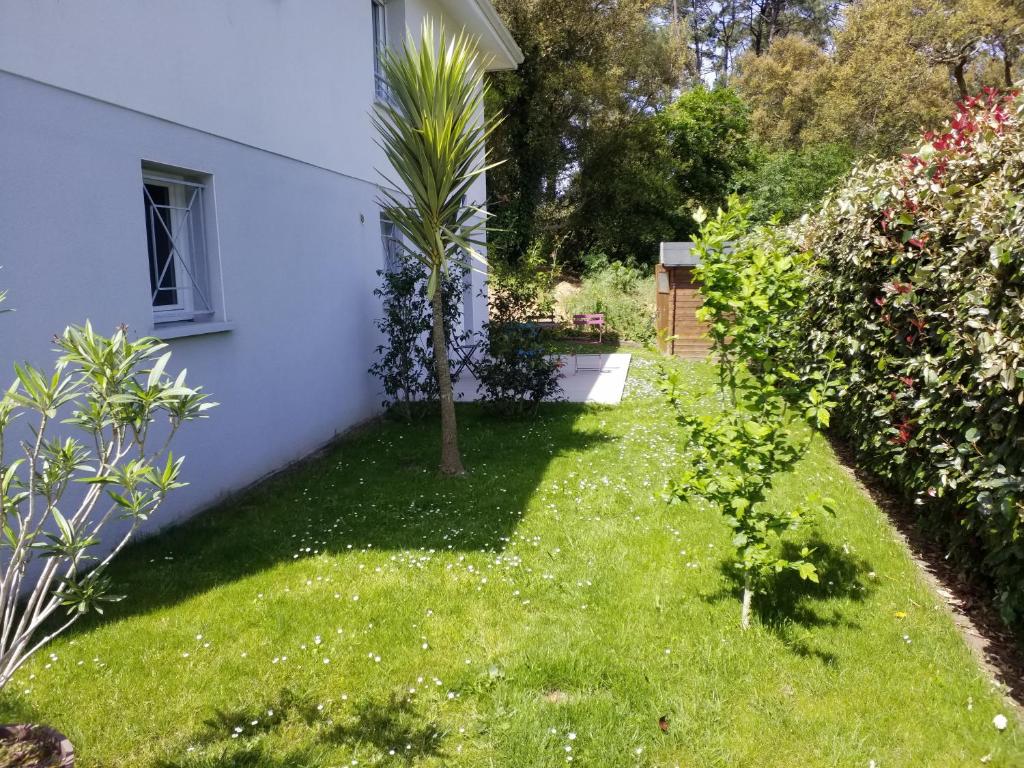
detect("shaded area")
(153, 688), (444, 768)
(154, 745), (323, 768)
(707, 535), (874, 664)
(326, 693), (444, 761)
(61, 404), (611, 632)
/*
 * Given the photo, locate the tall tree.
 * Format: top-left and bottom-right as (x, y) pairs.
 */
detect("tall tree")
(374, 23), (500, 476)
(747, 0), (844, 54)
(808, 0), (954, 155)
(734, 35), (831, 148)
(683, 0), (843, 83)
(487, 0), (686, 268)
(804, 0), (1024, 156)
(661, 87), (753, 232)
(907, 0), (1022, 99)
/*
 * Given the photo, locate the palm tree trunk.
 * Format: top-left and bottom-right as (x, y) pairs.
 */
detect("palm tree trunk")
(430, 281), (465, 476)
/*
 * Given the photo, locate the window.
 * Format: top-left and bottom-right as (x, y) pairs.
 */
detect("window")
(657, 270), (670, 293)
(371, 0), (389, 101)
(380, 213), (402, 273)
(142, 167), (217, 324)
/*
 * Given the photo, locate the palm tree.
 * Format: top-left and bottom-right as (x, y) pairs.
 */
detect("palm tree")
(373, 21), (501, 476)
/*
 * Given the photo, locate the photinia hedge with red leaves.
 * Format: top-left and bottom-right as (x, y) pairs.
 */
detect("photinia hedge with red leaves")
(792, 87), (1024, 629)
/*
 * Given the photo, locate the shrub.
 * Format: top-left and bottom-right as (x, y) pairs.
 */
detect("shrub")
(488, 242), (558, 321)
(793, 87), (1024, 627)
(0, 324), (212, 687)
(369, 259), (467, 421)
(476, 282), (563, 417)
(566, 258), (655, 344)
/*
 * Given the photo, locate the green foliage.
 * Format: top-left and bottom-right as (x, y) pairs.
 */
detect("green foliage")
(674, 0), (842, 84)
(0, 323), (212, 687)
(368, 260), (467, 421)
(736, 1), (1024, 157)
(810, 0), (956, 156)
(566, 259), (656, 345)
(487, 242), (558, 320)
(489, 0), (1024, 272)
(663, 198), (840, 628)
(3, 350), (1021, 765)
(734, 35), (833, 149)
(661, 87), (753, 236)
(791, 88), (1024, 628)
(568, 117), (681, 264)
(486, 0), (686, 267)
(475, 282), (563, 418)
(738, 142), (855, 223)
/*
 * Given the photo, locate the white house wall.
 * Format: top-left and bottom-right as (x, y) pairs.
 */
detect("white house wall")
(0, 0), (517, 183)
(0, 0), (515, 538)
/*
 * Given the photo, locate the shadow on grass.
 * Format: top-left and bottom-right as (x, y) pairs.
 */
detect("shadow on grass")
(707, 536), (875, 665)
(153, 745), (320, 768)
(153, 688), (443, 768)
(62, 404), (611, 633)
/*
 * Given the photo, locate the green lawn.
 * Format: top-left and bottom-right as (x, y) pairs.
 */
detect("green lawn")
(1, 350), (1020, 767)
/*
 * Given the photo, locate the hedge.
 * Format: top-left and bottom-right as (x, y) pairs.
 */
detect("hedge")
(793, 88), (1024, 628)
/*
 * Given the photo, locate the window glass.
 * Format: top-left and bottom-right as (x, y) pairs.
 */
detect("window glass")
(144, 183), (178, 307)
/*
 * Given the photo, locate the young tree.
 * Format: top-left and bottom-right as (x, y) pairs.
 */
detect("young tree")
(373, 22), (501, 476)
(663, 198), (839, 629)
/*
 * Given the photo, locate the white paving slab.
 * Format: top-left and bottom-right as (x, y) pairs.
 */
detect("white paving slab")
(454, 353), (632, 405)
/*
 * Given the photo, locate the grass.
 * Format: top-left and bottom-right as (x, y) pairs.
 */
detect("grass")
(0, 350), (1020, 767)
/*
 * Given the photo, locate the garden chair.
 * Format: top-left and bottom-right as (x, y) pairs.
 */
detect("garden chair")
(451, 335), (484, 378)
(572, 313), (605, 343)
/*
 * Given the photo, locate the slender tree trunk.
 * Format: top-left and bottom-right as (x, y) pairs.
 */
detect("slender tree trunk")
(740, 574), (753, 630)
(1004, 51), (1014, 88)
(430, 279), (465, 476)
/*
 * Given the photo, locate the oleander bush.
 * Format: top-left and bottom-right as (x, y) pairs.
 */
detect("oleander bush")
(0, 324), (212, 688)
(793, 87), (1024, 627)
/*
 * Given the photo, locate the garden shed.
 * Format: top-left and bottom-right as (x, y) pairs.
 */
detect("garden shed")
(655, 241), (712, 359)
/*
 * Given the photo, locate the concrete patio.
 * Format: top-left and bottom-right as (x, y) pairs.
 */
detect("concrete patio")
(454, 353), (633, 405)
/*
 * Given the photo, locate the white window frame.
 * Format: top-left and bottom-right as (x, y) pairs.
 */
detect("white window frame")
(142, 168), (217, 325)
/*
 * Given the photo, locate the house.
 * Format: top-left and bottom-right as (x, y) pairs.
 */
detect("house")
(0, 1), (522, 532)
(655, 242), (712, 359)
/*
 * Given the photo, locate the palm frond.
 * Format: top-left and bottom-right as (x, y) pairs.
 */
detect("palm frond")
(372, 20), (504, 294)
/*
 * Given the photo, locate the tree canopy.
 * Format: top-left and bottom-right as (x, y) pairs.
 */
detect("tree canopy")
(485, 0), (1024, 269)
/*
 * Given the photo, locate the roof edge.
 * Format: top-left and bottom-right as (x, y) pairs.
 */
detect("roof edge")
(472, 0), (524, 70)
